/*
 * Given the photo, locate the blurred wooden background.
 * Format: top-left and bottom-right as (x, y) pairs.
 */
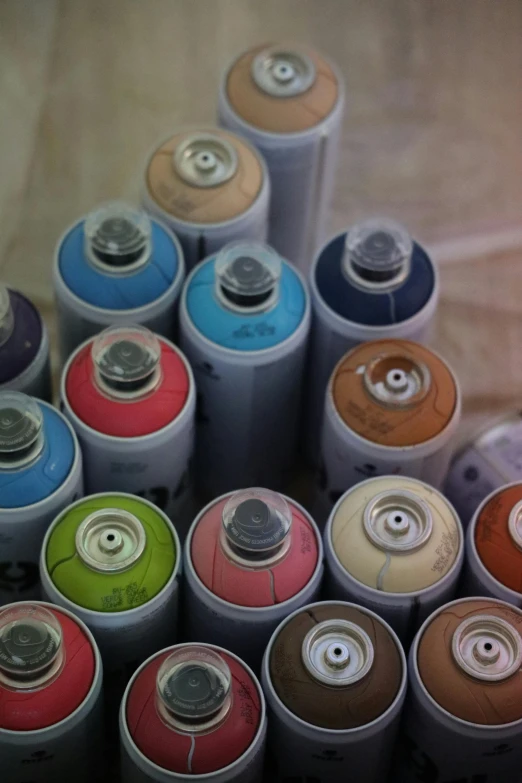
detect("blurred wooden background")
(1, 0), (522, 441)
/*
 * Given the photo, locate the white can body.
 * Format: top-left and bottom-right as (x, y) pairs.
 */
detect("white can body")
(119, 645), (267, 783)
(261, 603), (407, 783)
(305, 271), (438, 464)
(179, 278), (310, 500)
(395, 622), (522, 782)
(142, 166), (270, 272)
(445, 413), (522, 527)
(53, 219), (185, 363)
(61, 341), (196, 537)
(40, 496), (182, 672)
(218, 84), (344, 273)
(0, 405), (83, 605)
(324, 527), (464, 645)
(0, 603), (103, 783)
(463, 485), (522, 608)
(316, 390), (461, 524)
(183, 497), (324, 671)
(0, 320), (52, 402)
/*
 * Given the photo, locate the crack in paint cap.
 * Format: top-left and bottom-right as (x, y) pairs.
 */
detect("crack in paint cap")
(0, 392), (44, 469)
(92, 324), (162, 398)
(0, 284), (14, 347)
(215, 242), (281, 312)
(343, 218), (413, 291)
(0, 604), (64, 690)
(173, 133), (238, 188)
(156, 646), (232, 733)
(252, 47), (316, 97)
(222, 488), (292, 563)
(84, 202), (152, 272)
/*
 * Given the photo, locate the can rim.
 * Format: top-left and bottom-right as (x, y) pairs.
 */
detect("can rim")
(467, 480), (522, 602)
(40, 492), (182, 618)
(410, 595), (522, 730)
(0, 600), (102, 737)
(179, 255), (311, 359)
(261, 599), (407, 735)
(53, 214), (186, 316)
(325, 475), (464, 598)
(184, 490), (324, 613)
(120, 642), (266, 777)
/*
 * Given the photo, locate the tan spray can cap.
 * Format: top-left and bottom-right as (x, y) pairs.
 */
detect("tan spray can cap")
(417, 599), (522, 725)
(145, 129), (264, 225)
(269, 603), (403, 730)
(225, 43), (340, 134)
(331, 339), (458, 448)
(331, 477), (462, 593)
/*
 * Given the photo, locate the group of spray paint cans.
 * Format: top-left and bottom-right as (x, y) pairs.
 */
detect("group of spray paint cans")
(2, 38), (522, 783)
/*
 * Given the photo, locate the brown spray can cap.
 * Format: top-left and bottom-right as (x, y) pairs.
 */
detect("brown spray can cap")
(474, 484), (522, 594)
(225, 43), (340, 134)
(417, 599), (522, 725)
(331, 339), (458, 448)
(145, 129), (264, 225)
(269, 603), (403, 730)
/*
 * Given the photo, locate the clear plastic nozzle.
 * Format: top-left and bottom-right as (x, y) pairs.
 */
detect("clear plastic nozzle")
(0, 285), (14, 347)
(91, 325), (162, 399)
(343, 218), (413, 291)
(0, 392), (44, 469)
(222, 488), (292, 563)
(156, 646), (232, 733)
(0, 604), (64, 690)
(215, 242), (282, 313)
(84, 202), (152, 272)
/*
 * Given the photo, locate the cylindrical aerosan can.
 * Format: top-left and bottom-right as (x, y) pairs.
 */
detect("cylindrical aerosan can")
(184, 488), (323, 671)
(143, 128), (269, 270)
(61, 324), (195, 533)
(180, 242), (310, 499)
(316, 338), (460, 522)
(305, 218), (438, 463)
(218, 43), (344, 271)
(0, 602), (103, 783)
(0, 392), (83, 605)
(0, 284), (51, 402)
(395, 598), (522, 782)
(40, 493), (181, 674)
(120, 643), (266, 783)
(262, 600), (406, 782)
(324, 476), (463, 645)
(54, 201), (185, 363)
(464, 482), (522, 606)
(445, 411), (522, 527)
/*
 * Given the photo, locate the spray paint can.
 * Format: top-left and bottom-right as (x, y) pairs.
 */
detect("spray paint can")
(316, 338), (461, 522)
(180, 242), (310, 499)
(184, 488), (323, 671)
(464, 482), (522, 606)
(120, 643), (266, 783)
(0, 284), (51, 402)
(54, 201), (185, 363)
(445, 412), (522, 527)
(218, 43), (344, 272)
(40, 493), (181, 676)
(0, 392), (83, 605)
(142, 128), (269, 270)
(0, 601), (103, 783)
(394, 597), (522, 783)
(262, 600), (406, 782)
(324, 476), (463, 645)
(61, 324), (195, 532)
(305, 218), (439, 463)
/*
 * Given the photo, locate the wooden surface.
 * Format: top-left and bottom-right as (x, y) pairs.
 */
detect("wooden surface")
(1, 0), (522, 442)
